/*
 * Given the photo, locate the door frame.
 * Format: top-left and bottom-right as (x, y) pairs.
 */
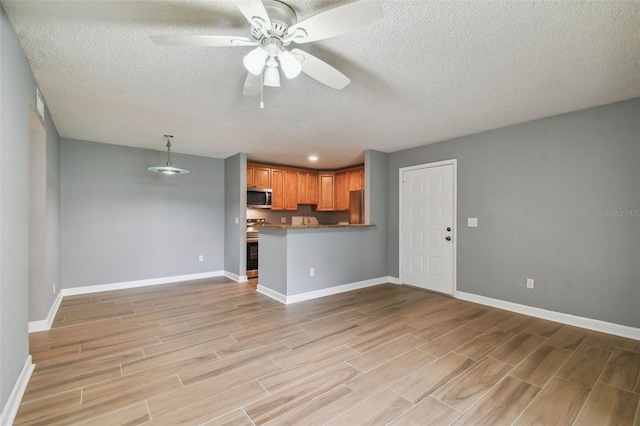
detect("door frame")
(399, 159), (458, 296)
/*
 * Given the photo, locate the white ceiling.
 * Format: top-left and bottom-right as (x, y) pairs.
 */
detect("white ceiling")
(4, 0), (640, 169)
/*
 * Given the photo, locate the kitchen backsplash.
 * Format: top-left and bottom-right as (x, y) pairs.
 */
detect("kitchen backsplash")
(247, 204), (349, 225)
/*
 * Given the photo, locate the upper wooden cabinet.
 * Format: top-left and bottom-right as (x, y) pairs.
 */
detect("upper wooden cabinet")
(297, 171), (318, 205)
(271, 167), (298, 211)
(335, 171), (349, 211)
(271, 169), (285, 210)
(316, 172), (335, 211)
(348, 168), (364, 191)
(247, 163), (271, 188)
(284, 170), (298, 210)
(247, 162), (363, 211)
(334, 166), (364, 211)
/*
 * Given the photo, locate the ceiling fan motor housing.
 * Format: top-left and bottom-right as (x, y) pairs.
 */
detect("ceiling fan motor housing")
(250, 0), (297, 39)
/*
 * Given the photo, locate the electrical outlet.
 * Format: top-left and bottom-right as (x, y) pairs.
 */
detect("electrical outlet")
(468, 218), (478, 227)
(199, 255), (204, 262)
(53, 282), (56, 294)
(310, 268), (315, 277)
(281, 217), (286, 223)
(526, 278), (534, 289)
(235, 217), (239, 224)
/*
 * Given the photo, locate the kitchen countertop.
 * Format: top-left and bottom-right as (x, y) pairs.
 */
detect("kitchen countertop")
(259, 224), (375, 230)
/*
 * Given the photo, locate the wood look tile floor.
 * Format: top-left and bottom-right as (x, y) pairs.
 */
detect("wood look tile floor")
(18, 278), (640, 425)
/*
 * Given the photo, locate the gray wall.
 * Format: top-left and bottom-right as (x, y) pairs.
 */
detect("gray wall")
(365, 149), (389, 235)
(44, 109), (61, 320)
(224, 153), (247, 278)
(61, 139), (225, 288)
(258, 231), (288, 295)
(260, 227), (389, 296)
(388, 99), (640, 328)
(29, 110), (61, 323)
(1, 4), (60, 414)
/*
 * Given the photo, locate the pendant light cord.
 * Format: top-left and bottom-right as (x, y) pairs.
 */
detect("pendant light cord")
(165, 135), (173, 166)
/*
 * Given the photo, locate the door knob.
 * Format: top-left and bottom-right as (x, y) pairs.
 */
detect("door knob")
(446, 227), (451, 232)
(445, 236), (451, 241)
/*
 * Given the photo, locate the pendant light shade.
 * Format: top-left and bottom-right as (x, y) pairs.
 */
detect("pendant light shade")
(263, 58), (281, 87)
(278, 50), (302, 79)
(148, 135), (189, 175)
(243, 46), (268, 75)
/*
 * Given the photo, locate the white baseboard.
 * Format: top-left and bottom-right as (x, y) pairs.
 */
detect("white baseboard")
(256, 285), (287, 304)
(224, 271), (248, 283)
(29, 290), (64, 333)
(456, 291), (640, 340)
(61, 271), (225, 297)
(257, 276), (398, 305)
(387, 276), (401, 285)
(0, 355), (34, 426)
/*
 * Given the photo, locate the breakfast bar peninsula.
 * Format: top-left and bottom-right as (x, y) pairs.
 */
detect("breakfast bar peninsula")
(256, 223), (391, 304)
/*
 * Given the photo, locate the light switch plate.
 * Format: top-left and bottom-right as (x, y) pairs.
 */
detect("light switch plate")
(468, 218), (478, 227)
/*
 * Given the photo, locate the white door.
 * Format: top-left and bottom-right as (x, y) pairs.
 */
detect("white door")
(401, 162), (455, 294)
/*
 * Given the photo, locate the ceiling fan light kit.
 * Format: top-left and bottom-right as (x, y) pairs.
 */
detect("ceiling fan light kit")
(243, 46), (269, 75)
(148, 135), (189, 175)
(263, 60), (281, 87)
(151, 0), (383, 104)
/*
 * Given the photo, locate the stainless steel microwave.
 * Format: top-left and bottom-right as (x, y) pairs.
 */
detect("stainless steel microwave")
(247, 188), (272, 209)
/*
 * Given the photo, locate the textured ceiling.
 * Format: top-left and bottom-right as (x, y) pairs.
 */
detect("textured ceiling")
(3, 0), (640, 169)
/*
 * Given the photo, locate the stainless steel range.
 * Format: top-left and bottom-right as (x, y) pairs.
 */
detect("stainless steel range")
(246, 218), (265, 278)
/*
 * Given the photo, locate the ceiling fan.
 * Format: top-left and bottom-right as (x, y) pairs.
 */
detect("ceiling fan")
(150, 0), (383, 96)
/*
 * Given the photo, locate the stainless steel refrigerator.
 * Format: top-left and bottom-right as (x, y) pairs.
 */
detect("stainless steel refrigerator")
(349, 190), (365, 224)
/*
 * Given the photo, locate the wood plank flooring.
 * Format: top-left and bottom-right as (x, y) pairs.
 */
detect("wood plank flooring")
(18, 278), (640, 425)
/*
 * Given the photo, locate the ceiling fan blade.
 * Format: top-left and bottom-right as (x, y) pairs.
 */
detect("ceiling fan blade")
(233, 0), (272, 30)
(243, 72), (261, 96)
(290, 48), (350, 90)
(287, 1), (383, 44)
(150, 35), (257, 47)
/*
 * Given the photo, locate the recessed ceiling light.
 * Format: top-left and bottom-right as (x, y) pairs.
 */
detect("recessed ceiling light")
(308, 155), (318, 161)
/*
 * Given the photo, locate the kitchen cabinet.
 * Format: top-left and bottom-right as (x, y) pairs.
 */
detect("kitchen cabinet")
(271, 169), (285, 210)
(316, 172), (335, 211)
(348, 167), (364, 191)
(272, 167), (298, 210)
(297, 171), (318, 205)
(308, 173), (318, 205)
(335, 171), (349, 211)
(247, 163), (271, 188)
(247, 161), (363, 211)
(333, 166), (364, 211)
(284, 170), (298, 210)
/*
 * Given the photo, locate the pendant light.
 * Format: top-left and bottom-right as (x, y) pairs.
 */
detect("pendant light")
(148, 135), (189, 175)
